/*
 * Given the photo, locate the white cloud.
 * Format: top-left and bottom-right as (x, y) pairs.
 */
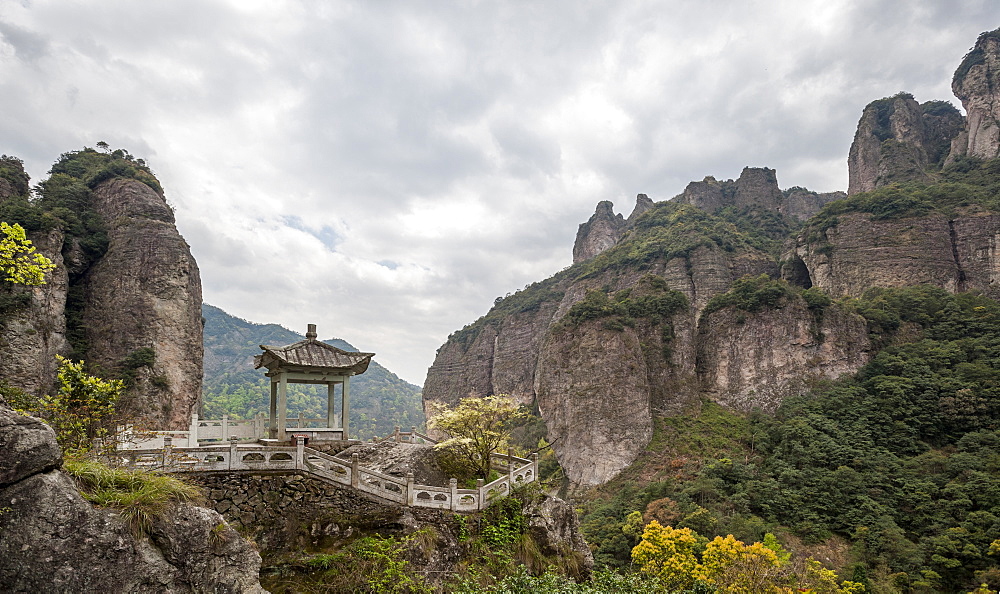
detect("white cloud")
(1, 0), (997, 383)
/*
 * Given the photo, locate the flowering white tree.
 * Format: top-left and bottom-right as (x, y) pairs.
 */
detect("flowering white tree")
(428, 394), (527, 481)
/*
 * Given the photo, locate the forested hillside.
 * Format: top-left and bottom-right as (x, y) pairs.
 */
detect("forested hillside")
(579, 284), (1000, 592)
(201, 304), (423, 440)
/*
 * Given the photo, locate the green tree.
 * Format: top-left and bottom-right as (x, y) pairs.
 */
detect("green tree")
(30, 356), (125, 456)
(428, 394), (528, 481)
(0, 221), (55, 285)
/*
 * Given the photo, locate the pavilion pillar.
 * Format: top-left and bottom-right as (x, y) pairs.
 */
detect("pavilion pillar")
(327, 382), (336, 429)
(277, 372), (288, 441)
(268, 381), (278, 439)
(342, 377), (350, 440)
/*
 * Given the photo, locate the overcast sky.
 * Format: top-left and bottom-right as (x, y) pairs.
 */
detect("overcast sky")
(0, 1), (996, 385)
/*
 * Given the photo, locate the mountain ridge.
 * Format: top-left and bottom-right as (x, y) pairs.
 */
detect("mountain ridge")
(201, 303), (423, 440)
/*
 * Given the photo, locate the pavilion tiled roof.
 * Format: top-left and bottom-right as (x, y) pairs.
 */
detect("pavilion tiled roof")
(254, 326), (374, 376)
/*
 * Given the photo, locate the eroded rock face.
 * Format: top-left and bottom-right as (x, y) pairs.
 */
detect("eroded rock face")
(490, 304), (564, 405)
(734, 167), (784, 212)
(422, 323), (499, 418)
(0, 228), (71, 397)
(0, 160), (203, 432)
(424, 196), (779, 487)
(81, 178), (203, 429)
(791, 210), (1000, 299)
(697, 301), (871, 411)
(0, 403), (264, 593)
(951, 31), (1000, 161)
(781, 188), (844, 222)
(535, 320), (654, 487)
(572, 201), (625, 263)
(677, 176), (728, 213)
(0, 178), (15, 201)
(0, 401), (61, 487)
(675, 168), (833, 221)
(0, 471), (265, 593)
(629, 193), (655, 221)
(848, 94), (963, 195)
(524, 495), (594, 573)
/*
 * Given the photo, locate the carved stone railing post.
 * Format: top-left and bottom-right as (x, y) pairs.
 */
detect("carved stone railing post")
(229, 436), (239, 470)
(477, 478), (485, 510)
(449, 478), (458, 511)
(189, 413), (199, 444)
(295, 436), (305, 470)
(410, 426), (417, 443)
(405, 472), (415, 505)
(507, 448), (514, 486)
(394, 426), (400, 443)
(351, 453), (360, 488)
(221, 414), (229, 441)
(162, 436), (173, 469)
(531, 453), (538, 482)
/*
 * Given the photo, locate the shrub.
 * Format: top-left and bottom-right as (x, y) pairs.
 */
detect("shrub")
(32, 356), (125, 456)
(801, 287), (832, 310)
(262, 534), (432, 594)
(703, 274), (796, 315)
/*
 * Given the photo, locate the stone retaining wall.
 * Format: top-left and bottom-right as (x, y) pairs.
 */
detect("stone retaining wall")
(189, 470), (446, 555)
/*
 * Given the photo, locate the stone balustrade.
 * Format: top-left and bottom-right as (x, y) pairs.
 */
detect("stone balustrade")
(116, 436), (538, 512)
(122, 414), (428, 450)
(374, 425), (438, 445)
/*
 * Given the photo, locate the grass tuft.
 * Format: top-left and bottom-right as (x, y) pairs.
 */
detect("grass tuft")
(63, 457), (203, 536)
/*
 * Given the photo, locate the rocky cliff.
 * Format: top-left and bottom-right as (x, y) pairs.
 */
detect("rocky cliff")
(788, 199), (1000, 300)
(80, 177), (203, 429)
(0, 227), (72, 397)
(848, 29), (1000, 193)
(571, 194), (655, 263)
(950, 29), (1000, 161)
(697, 299), (870, 411)
(0, 401), (264, 592)
(0, 150), (203, 430)
(847, 93), (963, 194)
(426, 29), (1000, 490)
(573, 201), (624, 263)
(424, 197), (822, 487)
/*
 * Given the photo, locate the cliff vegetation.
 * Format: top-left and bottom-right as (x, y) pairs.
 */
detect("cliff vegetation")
(579, 286), (1000, 592)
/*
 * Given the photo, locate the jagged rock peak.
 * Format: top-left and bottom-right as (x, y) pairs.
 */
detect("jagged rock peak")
(734, 166), (783, 211)
(628, 193), (655, 221)
(572, 200), (625, 263)
(847, 92), (963, 195)
(677, 176), (727, 213)
(674, 167), (832, 221)
(675, 168), (783, 213)
(950, 29), (1000, 161)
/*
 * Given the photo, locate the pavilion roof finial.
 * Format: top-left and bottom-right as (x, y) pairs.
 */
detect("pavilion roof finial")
(306, 323), (317, 340)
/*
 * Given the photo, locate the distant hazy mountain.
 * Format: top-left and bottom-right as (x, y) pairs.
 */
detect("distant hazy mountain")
(201, 304), (423, 440)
